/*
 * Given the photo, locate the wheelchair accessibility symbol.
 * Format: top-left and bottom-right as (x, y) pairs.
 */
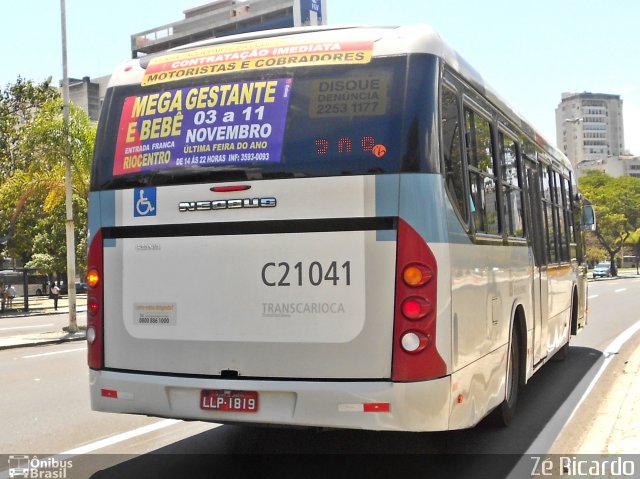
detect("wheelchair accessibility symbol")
(134, 187), (157, 217)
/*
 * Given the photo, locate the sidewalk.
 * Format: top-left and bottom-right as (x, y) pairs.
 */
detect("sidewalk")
(585, 338), (640, 454)
(0, 296), (87, 351)
(551, 329), (640, 455)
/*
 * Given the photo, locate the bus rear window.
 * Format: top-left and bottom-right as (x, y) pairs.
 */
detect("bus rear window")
(91, 56), (426, 189)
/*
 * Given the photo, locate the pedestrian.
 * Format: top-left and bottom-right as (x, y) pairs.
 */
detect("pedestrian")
(50, 282), (60, 311)
(1, 283), (6, 312)
(7, 284), (16, 308)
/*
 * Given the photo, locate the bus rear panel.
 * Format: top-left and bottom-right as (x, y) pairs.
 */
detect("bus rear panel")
(88, 28), (455, 431)
(88, 25), (584, 431)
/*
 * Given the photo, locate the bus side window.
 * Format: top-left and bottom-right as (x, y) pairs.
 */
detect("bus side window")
(441, 86), (467, 222)
(464, 107), (499, 235)
(498, 131), (524, 238)
(541, 165), (558, 263)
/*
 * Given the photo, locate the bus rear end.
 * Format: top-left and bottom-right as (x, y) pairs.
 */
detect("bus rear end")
(88, 27), (450, 431)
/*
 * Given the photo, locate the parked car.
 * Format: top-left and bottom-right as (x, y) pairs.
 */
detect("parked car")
(58, 282), (88, 294)
(592, 262), (612, 278)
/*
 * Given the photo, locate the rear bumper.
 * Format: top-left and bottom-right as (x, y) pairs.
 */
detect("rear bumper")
(90, 369), (451, 432)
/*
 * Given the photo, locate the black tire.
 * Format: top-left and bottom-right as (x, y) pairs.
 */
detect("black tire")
(552, 342), (569, 362)
(489, 327), (520, 427)
(555, 293), (576, 362)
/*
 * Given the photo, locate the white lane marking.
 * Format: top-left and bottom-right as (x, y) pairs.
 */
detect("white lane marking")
(23, 347), (87, 359)
(0, 323), (54, 331)
(568, 319), (640, 412)
(61, 419), (184, 455)
(614, 288), (627, 293)
(508, 319), (640, 477)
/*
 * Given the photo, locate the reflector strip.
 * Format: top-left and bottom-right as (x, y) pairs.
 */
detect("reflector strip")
(338, 403), (391, 413)
(363, 403), (391, 413)
(100, 389), (134, 400)
(101, 389), (118, 398)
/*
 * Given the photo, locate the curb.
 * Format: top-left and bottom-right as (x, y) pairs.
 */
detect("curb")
(1, 312), (80, 320)
(0, 333), (87, 351)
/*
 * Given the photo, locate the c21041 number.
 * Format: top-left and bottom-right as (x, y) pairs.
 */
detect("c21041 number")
(261, 261), (351, 287)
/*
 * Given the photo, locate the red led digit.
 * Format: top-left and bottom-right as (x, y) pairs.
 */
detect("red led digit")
(337, 138), (352, 153)
(315, 138), (329, 155)
(361, 136), (376, 152)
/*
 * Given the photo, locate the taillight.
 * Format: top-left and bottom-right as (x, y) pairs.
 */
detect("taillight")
(87, 296), (99, 316)
(86, 268), (100, 288)
(401, 297), (432, 320)
(87, 229), (104, 370)
(402, 263), (433, 287)
(392, 219), (446, 381)
(400, 331), (430, 353)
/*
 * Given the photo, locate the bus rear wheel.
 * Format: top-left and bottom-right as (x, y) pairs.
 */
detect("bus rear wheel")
(489, 327), (520, 427)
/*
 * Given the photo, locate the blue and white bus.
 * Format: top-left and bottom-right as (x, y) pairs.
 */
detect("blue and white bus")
(87, 25), (589, 431)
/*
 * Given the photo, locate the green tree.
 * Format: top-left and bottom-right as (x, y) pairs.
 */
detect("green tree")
(0, 77), (59, 180)
(0, 79), (94, 278)
(624, 228), (640, 274)
(578, 171), (640, 276)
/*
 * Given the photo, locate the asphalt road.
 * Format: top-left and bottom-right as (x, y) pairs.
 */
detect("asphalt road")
(0, 312), (86, 339)
(1, 275), (638, 479)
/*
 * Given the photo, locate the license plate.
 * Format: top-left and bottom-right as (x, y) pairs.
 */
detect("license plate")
(200, 389), (259, 412)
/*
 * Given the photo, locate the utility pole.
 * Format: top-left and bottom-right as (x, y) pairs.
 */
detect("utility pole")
(60, 0), (77, 333)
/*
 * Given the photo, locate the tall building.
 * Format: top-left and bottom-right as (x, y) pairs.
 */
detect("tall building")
(131, 0), (326, 58)
(67, 76), (111, 122)
(555, 92), (625, 176)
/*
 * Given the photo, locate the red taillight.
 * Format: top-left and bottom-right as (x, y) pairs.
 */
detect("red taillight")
(87, 229), (104, 370)
(88, 297), (99, 316)
(401, 297), (432, 320)
(392, 219), (446, 381)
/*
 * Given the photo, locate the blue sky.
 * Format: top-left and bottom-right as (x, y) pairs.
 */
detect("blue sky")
(3, 0), (639, 154)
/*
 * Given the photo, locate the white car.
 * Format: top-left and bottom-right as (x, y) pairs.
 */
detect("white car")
(592, 262), (612, 278)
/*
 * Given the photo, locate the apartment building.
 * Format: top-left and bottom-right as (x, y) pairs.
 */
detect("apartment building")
(555, 92), (625, 176)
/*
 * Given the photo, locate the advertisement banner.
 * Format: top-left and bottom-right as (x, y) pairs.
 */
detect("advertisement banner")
(142, 39), (373, 87)
(113, 78), (293, 176)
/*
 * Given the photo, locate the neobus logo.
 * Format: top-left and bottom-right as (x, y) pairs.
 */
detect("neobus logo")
(178, 197), (276, 212)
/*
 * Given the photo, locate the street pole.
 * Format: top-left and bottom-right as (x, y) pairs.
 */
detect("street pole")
(60, 0), (77, 333)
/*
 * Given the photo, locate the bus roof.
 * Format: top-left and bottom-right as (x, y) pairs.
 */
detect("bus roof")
(109, 24), (570, 172)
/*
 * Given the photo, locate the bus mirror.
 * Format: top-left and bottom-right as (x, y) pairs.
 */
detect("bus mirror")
(581, 204), (596, 231)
